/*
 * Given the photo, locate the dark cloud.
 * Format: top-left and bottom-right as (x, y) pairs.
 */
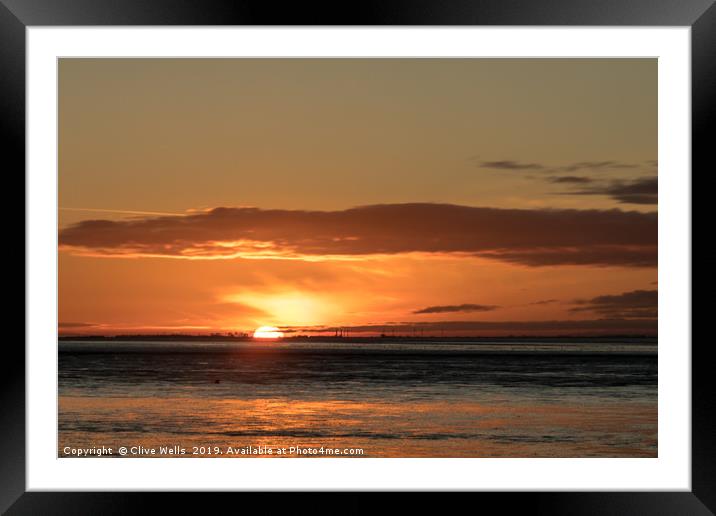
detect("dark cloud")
(480, 246), (656, 268)
(282, 318), (657, 335)
(559, 161), (638, 172)
(476, 159), (643, 174)
(478, 160), (544, 170)
(527, 299), (560, 305)
(413, 303), (498, 314)
(59, 203), (657, 268)
(568, 177), (657, 205)
(603, 178), (658, 205)
(548, 176), (594, 184)
(477, 158), (657, 205)
(570, 289), (657, 319)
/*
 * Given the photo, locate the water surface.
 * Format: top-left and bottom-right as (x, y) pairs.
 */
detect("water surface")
(58, 340), (657, 457)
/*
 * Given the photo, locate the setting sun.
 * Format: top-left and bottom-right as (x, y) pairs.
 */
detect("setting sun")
(253, 326), (284, 339)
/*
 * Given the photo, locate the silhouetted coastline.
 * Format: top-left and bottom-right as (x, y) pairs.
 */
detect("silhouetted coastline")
(59, 333), (657, 344)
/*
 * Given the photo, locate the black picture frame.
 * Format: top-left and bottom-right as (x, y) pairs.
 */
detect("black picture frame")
(5, 0), (712, 513)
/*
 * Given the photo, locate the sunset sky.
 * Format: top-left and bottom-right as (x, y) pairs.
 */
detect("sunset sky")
(58, 58), (657, 336)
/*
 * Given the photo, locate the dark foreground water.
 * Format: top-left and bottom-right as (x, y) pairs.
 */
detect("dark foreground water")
(58, 340), (657, 458)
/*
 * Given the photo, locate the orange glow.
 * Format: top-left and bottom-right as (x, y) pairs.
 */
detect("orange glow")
(253, 326), (284, 339)
(224, 290), (336, 327)
(57, 252), (657, 337)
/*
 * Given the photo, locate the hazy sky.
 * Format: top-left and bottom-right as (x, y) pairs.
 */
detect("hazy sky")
(58, 58), (657, 336)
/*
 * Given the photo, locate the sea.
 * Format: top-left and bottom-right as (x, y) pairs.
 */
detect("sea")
(58, 339), (657, 458)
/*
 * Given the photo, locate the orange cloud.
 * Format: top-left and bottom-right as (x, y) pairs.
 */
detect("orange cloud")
(59, 203), (657, 267)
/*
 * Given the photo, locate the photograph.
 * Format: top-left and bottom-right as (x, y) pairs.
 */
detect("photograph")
(57, 57), (658, 459)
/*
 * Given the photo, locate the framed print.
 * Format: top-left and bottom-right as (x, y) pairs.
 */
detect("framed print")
(5, 0), (713, 513)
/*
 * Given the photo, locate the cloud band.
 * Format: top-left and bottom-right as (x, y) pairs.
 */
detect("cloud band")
(59, 203), (657, 267)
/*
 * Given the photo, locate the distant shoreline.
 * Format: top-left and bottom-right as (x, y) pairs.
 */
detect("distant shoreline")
(58, 334), (657, 344)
